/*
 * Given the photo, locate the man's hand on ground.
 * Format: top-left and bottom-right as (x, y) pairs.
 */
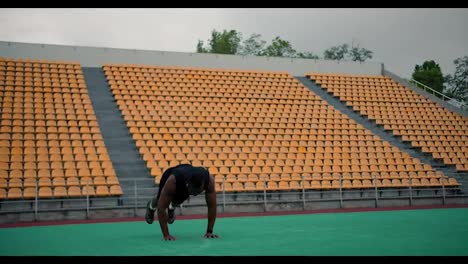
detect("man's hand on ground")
(204, 232), (219, 238)
(163, 235), (176, 241)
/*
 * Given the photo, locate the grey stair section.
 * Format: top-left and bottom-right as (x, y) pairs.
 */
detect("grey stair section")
(296, 76), (464, 186)
(82, 67), (155, 198)
(383, 71), (468, 194)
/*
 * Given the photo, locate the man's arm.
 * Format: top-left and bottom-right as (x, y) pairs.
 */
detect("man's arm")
(157, 175), (176, 241)
(204, 176), (219, 238)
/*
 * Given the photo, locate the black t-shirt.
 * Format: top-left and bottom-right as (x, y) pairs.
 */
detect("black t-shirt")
(157, 164), (210, 204)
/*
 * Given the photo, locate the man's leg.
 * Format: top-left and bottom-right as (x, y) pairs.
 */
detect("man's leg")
(145, 195), (159, 224)
(145, 172), (167, 225)
(168, 203), (179, 224)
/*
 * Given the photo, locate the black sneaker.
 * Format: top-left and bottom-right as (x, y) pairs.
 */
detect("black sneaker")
(145, 201), (156, 224)
(168, 208), (175, 224)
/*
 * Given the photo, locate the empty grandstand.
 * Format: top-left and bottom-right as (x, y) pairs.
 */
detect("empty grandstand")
(0, 41), (467, 223)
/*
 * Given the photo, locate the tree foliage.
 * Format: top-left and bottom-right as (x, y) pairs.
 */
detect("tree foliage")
(412, 60), (445, 95)
(349, 46), (373, 62)
(196, 29), (374, 62)
(444, 56), (468, 103)
(323, 44), (373, 62)
(261, 37), (296, 57)
(196, 29), (242, 54)
(323, 44), (349, 60)
(295, 51), (320, 59)
(238, 33), (266, 56)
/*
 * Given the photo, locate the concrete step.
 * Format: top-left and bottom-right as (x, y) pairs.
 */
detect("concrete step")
(82, 67), (153, 186)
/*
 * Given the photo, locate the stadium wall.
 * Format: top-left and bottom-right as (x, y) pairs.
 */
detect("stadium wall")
(0, 41), (383, 76)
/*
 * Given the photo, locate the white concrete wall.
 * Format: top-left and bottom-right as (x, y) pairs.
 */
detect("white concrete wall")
(0, 41), (383, 76)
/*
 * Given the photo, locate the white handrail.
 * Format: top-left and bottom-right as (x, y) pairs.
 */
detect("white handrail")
(410, 79), (467, 109)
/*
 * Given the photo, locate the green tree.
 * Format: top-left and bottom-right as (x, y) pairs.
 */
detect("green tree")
(349, 46), (373, 62)
(323, 44), (349, 60)
(196, 30), (374, 63)
(444, 56), (468, 103)
(196, 40), (208, 53)
(238, 33), (266, 56)
(295, 51), (320, 59)
(196, 29), (242, 55)
(323, 43), (373, 62)
(412, 60), (445, 95)
(261, 36), (296, 58)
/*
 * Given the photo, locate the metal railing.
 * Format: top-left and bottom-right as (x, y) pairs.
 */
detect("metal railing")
(0, 176), (465, 220)
(410, 79), (468, 110)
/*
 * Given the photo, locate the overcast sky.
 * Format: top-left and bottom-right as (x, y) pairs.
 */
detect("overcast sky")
(0, 8), (467, 78)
